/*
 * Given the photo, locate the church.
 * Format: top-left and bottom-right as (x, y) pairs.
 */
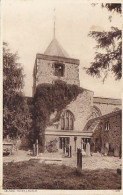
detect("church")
(33, 37), (121, 154)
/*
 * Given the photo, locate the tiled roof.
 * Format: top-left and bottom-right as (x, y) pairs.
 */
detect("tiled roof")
(44, 38), (70, 58)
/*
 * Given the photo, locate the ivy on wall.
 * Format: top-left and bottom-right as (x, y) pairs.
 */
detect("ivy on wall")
(46, 139), (58, 153)
(30, 80), (83, 152)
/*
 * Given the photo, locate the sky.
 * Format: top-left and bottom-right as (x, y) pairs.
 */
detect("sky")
(2, 0), (122, 98)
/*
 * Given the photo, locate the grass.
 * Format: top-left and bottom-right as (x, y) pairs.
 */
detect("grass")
(3, 160), (121, 190)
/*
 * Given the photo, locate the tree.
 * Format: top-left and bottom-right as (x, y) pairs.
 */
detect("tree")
(3, 42), (32, 138)
(85, 3), (122, 81)
(103, 3), (121, 13)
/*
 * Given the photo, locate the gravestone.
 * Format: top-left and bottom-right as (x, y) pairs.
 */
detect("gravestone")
(36, 139), (39, 156)
(33, 140), (39, 156)
(33, 144), (36, 156)
(67, 146), (70, 157)
(70, 145), (72, 158)
(104, 143), (109, 156)
(63, 145), (65, 154)
(86, 142), (90, 156)
(81, 139), (86, 156)
(67, 145), (72, 158)
(77, 148), (82, 173)
(114, 146), (120, 157)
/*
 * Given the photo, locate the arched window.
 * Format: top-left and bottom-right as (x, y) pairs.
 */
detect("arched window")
(61, 110), (74, 130)
(69, 117), (73, 130)
(61, 116), (65, 130)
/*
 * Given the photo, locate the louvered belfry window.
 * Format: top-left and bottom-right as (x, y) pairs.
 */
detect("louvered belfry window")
(61, 110), (74, 130)
(54, 62), (65, 77)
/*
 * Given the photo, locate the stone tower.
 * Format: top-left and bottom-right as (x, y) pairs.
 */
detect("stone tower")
(33, 38), (80, 96)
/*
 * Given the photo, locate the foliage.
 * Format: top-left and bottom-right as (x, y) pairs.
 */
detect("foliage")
(46, 139), (58, 153)
(3, 42), (32, 138)
(86, 3), (122, 81)
(31, 80), (83, 151)
(103, 3), (121, 13)
(3, 42), (23, 96)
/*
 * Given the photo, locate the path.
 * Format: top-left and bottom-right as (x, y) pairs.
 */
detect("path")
(3, 150), (121, 170)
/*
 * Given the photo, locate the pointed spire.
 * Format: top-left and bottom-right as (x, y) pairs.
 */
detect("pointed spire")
(44, 8), (70, 58)
(44, 39), (70, 58)
(54, 8), (56, 39)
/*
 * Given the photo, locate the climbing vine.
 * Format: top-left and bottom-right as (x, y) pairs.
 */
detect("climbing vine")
(30, 80), (83, 152)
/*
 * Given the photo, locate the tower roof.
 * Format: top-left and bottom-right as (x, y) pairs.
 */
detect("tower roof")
(44, 38), (70, 58)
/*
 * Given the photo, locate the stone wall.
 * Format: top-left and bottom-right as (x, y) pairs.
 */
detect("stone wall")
(66, 89), (93, 131)
(36, 58), (79, 86)
(91, 110), (122, 156)
(45, 89), (94, 132)
(33, 54), (80, 96)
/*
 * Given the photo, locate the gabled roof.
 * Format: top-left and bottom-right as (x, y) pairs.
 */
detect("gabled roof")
(44, 38), (70, 58)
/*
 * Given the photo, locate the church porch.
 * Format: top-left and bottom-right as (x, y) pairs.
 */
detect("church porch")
(44, 131), (92, 155)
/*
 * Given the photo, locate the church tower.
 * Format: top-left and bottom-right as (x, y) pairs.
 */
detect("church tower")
(33, 38), (80, 96)
(33, 10), (80, 96)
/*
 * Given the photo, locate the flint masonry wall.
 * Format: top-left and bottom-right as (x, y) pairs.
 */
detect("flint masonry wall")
(37, 59), (79, 85)
(101, 111), (122, 155)
(91, 110), (122, 156)
(33, 54), (80, 96)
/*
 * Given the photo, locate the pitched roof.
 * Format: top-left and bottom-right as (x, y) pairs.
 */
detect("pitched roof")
(93, 97), (121, 105)
(44, 38), (70, 58)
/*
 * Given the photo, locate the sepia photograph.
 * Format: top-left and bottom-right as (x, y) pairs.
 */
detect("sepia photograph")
(2, 0), (122, 192)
